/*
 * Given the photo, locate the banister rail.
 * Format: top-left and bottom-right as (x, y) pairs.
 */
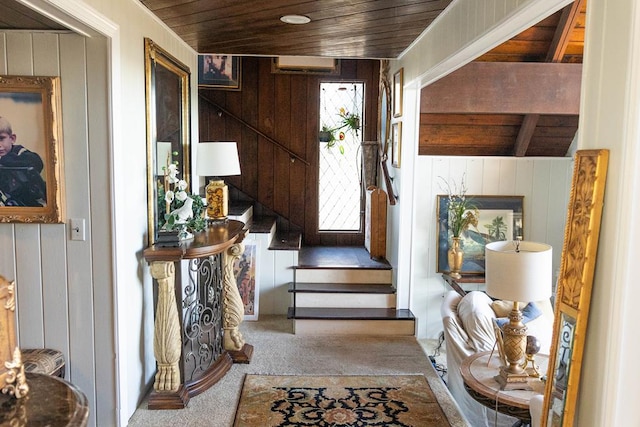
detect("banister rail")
(199, 95), (310, 166)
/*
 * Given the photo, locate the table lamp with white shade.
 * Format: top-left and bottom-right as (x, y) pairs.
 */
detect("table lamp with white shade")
(196, 142), (241, 221)
(485, 239), (552, 390)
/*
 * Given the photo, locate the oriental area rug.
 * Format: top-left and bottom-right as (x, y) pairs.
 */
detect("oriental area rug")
(233, 374), (450, 427)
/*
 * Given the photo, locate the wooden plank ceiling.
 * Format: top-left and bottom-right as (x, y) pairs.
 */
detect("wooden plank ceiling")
(0, 0), (586, 158)
(138, 0), (453, 59)
(0, 0), (67, 31)
(420, 0), (586, 157)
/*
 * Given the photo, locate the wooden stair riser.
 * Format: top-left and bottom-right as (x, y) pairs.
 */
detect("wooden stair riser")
(292, 293), (396, 309)
(293, 319), (416, 336)
(295, 268), (391, 284)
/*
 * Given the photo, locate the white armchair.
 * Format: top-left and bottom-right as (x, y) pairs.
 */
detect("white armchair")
(441, 290), (554, 427)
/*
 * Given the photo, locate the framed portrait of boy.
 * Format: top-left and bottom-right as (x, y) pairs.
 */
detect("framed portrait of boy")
(0, 75), (65, 223)
(198, 55), (242, 90)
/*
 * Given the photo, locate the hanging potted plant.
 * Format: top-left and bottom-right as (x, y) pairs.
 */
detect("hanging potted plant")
(319, 107), (361, 150)
(319, 125), (335, 143)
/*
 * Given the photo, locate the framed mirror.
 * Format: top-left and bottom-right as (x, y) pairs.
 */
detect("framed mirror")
(541, 149), (609, 427)
(144, 38), (191, 246)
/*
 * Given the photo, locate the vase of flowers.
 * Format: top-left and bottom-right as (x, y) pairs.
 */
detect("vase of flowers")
(440, 175), (479, 278)
(157, 152), (206, 241)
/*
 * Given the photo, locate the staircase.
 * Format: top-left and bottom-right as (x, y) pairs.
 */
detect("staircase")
(229, 203), (416, 336)
(287, 246), (416, 335)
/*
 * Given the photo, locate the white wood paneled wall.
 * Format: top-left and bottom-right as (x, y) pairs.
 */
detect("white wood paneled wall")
(0, 31), (114, 426)
(410, 156), (573, 339)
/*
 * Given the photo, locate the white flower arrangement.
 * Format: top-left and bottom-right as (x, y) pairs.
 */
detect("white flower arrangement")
(158, 151), (205, 238)
(439, 175), (479, 238)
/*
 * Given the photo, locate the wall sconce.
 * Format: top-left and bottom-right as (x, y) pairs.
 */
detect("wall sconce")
(196, 142), (241, 221)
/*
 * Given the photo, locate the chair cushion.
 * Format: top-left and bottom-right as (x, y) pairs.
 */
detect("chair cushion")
(21, 348), (65, 377)
(456, 291), (497, 352)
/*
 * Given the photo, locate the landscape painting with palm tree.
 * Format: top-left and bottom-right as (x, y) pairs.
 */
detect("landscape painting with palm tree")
(461, 209), (515, 263)
(437, 195), (524, 274)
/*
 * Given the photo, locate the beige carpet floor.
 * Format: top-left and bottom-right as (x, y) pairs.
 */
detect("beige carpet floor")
(127, 316), (466, 427)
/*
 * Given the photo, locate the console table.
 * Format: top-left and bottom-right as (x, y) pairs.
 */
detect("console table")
(143, 220), (253, 409)
(441, 273), (485, 296)
(461, 351), (548, 426)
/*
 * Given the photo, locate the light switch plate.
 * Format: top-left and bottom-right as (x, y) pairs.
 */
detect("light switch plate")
(70, 218), (85, 241)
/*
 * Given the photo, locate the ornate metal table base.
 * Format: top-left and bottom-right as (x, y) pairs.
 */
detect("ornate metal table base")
(144, 221), (250, 410)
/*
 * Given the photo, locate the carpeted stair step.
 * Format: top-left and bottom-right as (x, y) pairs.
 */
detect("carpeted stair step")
(288, 307), (416, 335)
(288, 282), (396, 308)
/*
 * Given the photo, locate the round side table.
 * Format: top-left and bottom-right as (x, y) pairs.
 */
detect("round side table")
(460, 350), (548, 426)
(0, 372), (89, 426)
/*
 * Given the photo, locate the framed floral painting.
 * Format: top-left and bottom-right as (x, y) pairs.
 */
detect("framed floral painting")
(233, 241), (259, 320)
(436, 195), (524, 274)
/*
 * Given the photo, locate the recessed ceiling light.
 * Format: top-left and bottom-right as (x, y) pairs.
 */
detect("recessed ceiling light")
(280, 15), (311, 25)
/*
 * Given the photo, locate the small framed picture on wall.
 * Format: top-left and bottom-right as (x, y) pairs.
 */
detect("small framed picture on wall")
(391, 122), (402, 168)
(393, 68), (403, 118)
(198, 54), (242, 90)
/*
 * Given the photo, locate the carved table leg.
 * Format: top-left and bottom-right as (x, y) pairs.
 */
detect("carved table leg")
(222, 242), (253, 363)
(148, 261), (189, 409)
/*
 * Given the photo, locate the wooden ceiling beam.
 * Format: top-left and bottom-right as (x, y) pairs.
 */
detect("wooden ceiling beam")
(547, 0), (586, 61)
(514, 0), (585, 156)
(513, 114), (540, 156)
(421, 62), (582, 114)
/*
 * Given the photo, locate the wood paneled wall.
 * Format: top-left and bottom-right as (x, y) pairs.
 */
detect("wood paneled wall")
(199, 57), (380, 246)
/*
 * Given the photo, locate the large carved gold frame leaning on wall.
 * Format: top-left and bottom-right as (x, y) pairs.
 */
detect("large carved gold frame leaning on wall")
(541, 149), (609, 426)
(144, 38), (191, 246)
(1, 275), (28, 398)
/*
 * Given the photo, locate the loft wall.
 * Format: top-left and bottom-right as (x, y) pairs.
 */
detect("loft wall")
(199, 57), (380, 246)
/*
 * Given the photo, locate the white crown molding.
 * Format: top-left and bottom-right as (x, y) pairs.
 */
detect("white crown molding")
(401, 0), (574, 87)
(16, 0), (118, 37)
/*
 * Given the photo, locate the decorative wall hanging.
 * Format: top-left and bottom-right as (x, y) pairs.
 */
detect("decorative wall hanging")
(392, 122), (402, 168)
(233, 241), (259, 320)
(144, 38), (191, 245)
(436, 195), (524, 274)
(541, 149), (609, 427)
(0, 75), (65, 223)
(393, 68), (404, 118)
(198, 54), (241, 90)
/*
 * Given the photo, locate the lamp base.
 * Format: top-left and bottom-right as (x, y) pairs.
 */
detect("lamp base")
(494, 368), (532, 391)
(205, 179), (228, 221)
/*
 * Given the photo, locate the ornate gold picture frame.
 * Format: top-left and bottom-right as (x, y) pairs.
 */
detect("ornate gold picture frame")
(541, 149), (609, 427)
(144, 38), (191, 246)
(0, 75), (65, 223)
(1, 275), (28, 398)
